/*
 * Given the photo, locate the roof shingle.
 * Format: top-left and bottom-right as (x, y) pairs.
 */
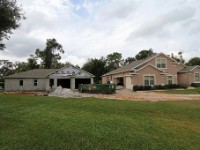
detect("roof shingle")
(5, 69), (58, 79)
(102, 53), (158, 76)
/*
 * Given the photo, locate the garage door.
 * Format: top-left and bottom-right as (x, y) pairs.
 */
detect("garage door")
(75, 79), (91, 89)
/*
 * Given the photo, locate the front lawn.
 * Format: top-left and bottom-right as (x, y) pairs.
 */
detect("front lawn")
(0, 94), (200, 149)
(161, 87), (200, 94)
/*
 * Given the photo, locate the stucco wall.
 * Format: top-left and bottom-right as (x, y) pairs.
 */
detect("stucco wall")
(178, 73), (189, 85)
(102, 72), (130, 87)
(102, 54), (187, 88)
(5, 78), (46, 91)
(133, 65), (166, 86)
(178, 67), (200, 86)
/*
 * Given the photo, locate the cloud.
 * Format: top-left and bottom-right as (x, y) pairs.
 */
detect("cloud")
(1, 0), (200, 67)
(127, 7), (196, 40)
(98, 0), (138, 20)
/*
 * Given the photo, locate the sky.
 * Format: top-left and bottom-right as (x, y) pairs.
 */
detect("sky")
(0, 0), (200, 67)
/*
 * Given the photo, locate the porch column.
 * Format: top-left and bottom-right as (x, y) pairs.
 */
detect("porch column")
(91, 78), (94, 84)
(54, 78), (57, 89)
(71, 78), (75, 90)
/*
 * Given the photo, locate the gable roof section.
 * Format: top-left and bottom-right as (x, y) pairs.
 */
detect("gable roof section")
(178, 65), (200, 73)
(102, 52), (186, 76)
(134, 63), (164, 73)
(102, 53), (167, 76)
(5, 69), (58, 79)
(47, 65), (95, 77)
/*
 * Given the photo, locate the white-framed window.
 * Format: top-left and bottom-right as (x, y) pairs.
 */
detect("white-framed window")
(19, 80), (23, 86)
(144, 75), (155, 86)
(156, 58), (167, 69)
(194, 73), (200, 82)
(34, 79), (38, 86)
(167, 76), (173, 84)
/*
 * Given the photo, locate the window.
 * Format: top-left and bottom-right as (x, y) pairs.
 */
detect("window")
(144, 76), (155, 86)
(167, 76), (173, 84)
(156, 58), (166, 68)
(19, 80), (23, 86)
(195, 73), (200, 82)
(34, 80), (38, 86)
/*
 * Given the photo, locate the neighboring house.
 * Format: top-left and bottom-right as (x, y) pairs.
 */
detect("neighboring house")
(5, 65), (94, 91)
(102, 52), (200, 89)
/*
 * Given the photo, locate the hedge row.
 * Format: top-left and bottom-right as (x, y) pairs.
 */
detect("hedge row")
(191, 83), (200, 87)
(133, 84), (187, 91)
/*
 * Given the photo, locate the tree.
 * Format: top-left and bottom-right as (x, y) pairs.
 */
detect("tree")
(82, 57), (107, 83)
(135, 49), (154, 60)
(106, 52), (123, 71)
(35, 38), (64, 69)
(0, 0), (25, 50)
(124, 57), (135, 64)
(14, 61), (28, 73)
(27, 55), (39, 70)
(0, 60), (14, 77)
(171, 51), (185, 63)
(186, 57), (200, 66)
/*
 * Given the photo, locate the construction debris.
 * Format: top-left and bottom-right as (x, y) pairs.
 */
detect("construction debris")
(48, 86), (82, 98)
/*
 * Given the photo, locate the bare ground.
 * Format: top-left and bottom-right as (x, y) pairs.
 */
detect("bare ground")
(82, 89), (200, 101)
(2, 89), (200, 101)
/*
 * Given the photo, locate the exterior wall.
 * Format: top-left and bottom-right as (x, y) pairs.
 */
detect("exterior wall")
(5, 78), (46, 91)
(178, 67), (200, 86)
(48, 66), (94, 90)
(147, 54), (185, 84)
(102, 72), (130, 87)
(133, 66), (165, 86)
(192, 67), (200, 83)
(178, 73), (189, 86)
(102, 54), (187, 88)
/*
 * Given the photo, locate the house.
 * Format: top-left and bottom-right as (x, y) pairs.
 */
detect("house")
(102, 52), (200, 89)
(4, 65), (94, 91)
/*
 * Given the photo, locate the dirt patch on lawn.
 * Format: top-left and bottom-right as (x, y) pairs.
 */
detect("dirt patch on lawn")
(2, 88), (200, 101)
(82, 89), (200, 101)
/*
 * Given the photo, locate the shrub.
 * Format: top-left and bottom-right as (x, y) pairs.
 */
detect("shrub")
(133, 84), (183, 91)
(191, 83), (200, 87)
(133, 85), (139, 91)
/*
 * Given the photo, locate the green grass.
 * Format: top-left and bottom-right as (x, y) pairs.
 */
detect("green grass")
(0, 94), (200, 150)
(160, 87), (200, 94)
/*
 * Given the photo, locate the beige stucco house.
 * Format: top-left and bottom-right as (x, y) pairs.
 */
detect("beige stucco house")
(5, 65), (94, 91)
(102, 53), (200, 89)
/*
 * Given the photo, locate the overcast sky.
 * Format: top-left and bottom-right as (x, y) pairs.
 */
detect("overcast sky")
(0, 0), (200, 67)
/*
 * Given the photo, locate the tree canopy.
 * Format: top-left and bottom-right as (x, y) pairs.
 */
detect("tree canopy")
(106, 52), (123, 71)
(124, 57), (135, 64)
(135, 49), (154, 60)
(0, 0), (25, 50)
(35, 38), (64, 69)
(186, 57), (200, 66)
(82, 58), (107, 83)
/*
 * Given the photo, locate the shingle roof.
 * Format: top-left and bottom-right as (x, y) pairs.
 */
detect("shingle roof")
(178, 66), (199, 73)
(102, 53), (158, 76)
(5, 69), (58, 79)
